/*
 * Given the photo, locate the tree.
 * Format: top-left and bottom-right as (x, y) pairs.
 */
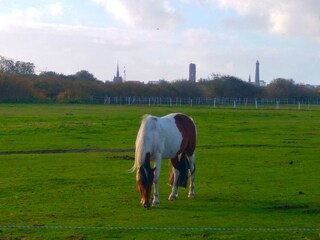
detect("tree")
(171, 80), (204, 97)
(0, 56), (15, 73)
(72, 70), (97, 81)
(0, 56), (35, 75)
(39, 71), (61, 77)
(0, 72), (41, 102)
(267, 78), (293, 97)
(265, 78), (314, 98)
(15, 61), (35, 75)
(199, 75), (262, 97)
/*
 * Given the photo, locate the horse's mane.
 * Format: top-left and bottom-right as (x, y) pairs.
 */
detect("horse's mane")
(131, 114), (158, 173)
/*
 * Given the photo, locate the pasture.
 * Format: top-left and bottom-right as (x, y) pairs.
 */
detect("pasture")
(0, 104), (319, 239)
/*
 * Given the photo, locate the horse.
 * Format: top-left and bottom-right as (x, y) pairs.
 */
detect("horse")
(132, 113), (197, 208)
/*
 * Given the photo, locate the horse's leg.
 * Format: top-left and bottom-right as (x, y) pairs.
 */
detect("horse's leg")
(187, 154), (195, 198)
(168, 156), (180, 201)
(152, 154), (161, 206)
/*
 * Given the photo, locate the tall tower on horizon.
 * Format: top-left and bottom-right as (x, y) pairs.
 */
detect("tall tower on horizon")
(189, 63), (196, 82)
(113, 62), (123, 83)
(255, 60), (260, 86)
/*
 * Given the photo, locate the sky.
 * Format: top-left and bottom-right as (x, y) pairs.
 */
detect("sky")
(0, 0), (319, 84)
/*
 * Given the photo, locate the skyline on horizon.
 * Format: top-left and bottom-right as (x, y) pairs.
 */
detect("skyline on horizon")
(0, 0), (319, 85)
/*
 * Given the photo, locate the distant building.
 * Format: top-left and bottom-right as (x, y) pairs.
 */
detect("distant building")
(148, 80), (167, 85)
(255, 60), (260, 86)
(113, 63), (123, 83)
(306, 84), (320, 88)
(248, 75), (251, 83)
(259, 80), (267, 87)
(127, 80), (143, 84)
(189, 63), (196, 82)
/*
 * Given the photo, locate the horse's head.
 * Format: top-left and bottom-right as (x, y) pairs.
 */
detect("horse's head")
(136, 153), (154, 208)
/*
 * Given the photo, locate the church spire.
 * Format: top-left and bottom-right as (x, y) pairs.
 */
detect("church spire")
(113, 62), (123, 83)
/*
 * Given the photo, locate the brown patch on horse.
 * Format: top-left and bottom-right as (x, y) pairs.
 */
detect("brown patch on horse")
(168, 114), (196, 188)
(173, 114), (196, 157)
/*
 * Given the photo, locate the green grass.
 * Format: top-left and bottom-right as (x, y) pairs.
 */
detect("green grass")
(0, 104), (320, 239)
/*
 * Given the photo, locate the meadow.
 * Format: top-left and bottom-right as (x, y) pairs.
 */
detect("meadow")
(0, 104), (319, 239)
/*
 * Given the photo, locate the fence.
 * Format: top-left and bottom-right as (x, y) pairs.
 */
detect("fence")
(1, 225), (319, 232)
(90, 96), (320, 109)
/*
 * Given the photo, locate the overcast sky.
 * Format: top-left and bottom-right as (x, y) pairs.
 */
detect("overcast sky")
(0, 0), (319, 84)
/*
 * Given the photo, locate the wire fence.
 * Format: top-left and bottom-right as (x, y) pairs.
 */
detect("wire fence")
(1, 225), (319, 232)
(89, 96), (320, 110)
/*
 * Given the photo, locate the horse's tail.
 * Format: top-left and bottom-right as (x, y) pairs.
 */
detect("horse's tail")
(169, 151), (189, 188)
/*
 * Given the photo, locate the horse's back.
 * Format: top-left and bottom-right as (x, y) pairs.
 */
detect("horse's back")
(137, 113), (196, 159)
(159, 113), (196, 158)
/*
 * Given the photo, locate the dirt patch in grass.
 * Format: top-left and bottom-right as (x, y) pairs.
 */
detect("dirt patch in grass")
(65, 234), (85, 240)
(110, 155), (134, 160)
(0, 148), (134, 155)
(269, 205), (309, 210)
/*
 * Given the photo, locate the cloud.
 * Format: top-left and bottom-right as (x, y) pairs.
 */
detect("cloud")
(0, 7), (42, 29)
(49, 2), (63, 16)
(196, 0), (320, 41)
(267, 2), (320, 40)
(0, 2), (63, 30)
(92, 0), (182, 30)
(0, 2), (183, 80)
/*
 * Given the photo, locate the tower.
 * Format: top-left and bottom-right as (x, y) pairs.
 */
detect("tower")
(255, 60), (260, 86)
(113, 62), (123, 83)
(189, 63), (196, 82)
(116, 63), (119, 77)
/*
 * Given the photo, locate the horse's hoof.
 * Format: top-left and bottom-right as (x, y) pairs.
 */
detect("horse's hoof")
(188, 193), (195, 198)
(168, 194), (177, 201)
(152, 201), (160, 206)
(143, 202), (151, 208)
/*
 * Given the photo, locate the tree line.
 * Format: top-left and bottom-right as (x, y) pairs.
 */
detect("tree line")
(0, 56), (319, 103)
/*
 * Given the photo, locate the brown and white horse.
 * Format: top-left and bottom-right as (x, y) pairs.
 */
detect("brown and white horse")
(132, 113), (196, 208)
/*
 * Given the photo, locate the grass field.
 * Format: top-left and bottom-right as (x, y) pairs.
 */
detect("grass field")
(0, 104), (320, 239)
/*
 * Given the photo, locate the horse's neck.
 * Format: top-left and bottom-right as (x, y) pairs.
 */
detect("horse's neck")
(141, 133), (154, 153)
(136, 117), (161, 164)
